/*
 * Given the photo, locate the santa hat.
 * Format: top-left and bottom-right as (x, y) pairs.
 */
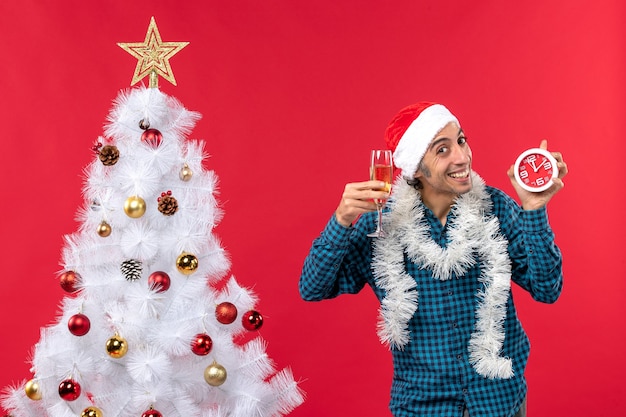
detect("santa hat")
(385, 102), (459, 178)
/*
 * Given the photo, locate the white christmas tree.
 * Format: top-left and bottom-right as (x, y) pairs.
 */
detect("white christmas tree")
(1, 17), (303, 417)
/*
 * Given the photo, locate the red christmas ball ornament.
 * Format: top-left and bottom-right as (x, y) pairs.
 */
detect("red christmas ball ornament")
(68, 313), (91, 336)
(215, 302), (238, 325)
(190, 333), (213, 356)
(58, 378), (81, 401)
(148, 271), (171, 292)
(141, 128), (163, 148)
(59, 271), (81, 293)
(142, 407), (162, 417)
(242, 310), (263, 331)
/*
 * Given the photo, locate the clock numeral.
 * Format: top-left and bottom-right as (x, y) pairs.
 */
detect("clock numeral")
(536, 177), (545, 186)
(543, 160), (552, 170)
(519, 169), (529, 179)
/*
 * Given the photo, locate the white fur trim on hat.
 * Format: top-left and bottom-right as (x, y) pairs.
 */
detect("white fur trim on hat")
(393, 104), (459, 178)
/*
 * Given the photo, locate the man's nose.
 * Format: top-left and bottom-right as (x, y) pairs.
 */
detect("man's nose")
(451, 144), (470, 163)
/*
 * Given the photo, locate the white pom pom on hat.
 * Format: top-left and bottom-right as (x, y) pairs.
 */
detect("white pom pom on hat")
(385, 102), (460, 179)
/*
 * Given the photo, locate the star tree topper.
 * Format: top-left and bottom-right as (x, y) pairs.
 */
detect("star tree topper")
(118, 16), (189, 88)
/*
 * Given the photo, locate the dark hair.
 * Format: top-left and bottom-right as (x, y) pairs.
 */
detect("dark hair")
(405, 160), (427, 190)
(407, 177), (423, 190)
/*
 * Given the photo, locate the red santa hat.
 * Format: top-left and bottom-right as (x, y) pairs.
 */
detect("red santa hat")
(385, 102), (460, 178)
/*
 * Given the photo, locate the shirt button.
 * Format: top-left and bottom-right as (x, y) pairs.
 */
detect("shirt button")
(462, 388), (468, 395)
(452, 321), (458, 328)
(447, 290), (453, 296)
(457, 354), (463, 360)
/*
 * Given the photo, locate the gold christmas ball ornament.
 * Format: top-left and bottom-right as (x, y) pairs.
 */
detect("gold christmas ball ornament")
(204, 362), (227, 386)
(81, 407), (103, 417)
(179, 163), (193, 181)
(124, 196), (146, 218)
(106, 335), (129, 358)
(97, 220), (112, 237)
(24, 379), (42, 401)
(176, 252), (198, 275)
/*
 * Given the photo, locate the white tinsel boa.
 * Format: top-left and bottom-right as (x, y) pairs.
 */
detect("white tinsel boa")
(371, 171), (514, 379)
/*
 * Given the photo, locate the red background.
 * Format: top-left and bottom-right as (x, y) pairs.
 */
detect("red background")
(1, 1), (624, 416)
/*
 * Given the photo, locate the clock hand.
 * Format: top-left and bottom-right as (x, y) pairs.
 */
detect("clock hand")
(528, 159), (539, 172)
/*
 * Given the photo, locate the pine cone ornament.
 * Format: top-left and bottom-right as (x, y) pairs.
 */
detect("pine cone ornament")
(120, 259), (142, 281)
(99, 145), (120, 166)
(157, 191), (178, 216)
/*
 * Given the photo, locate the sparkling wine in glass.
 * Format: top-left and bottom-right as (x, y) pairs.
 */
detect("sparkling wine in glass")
(367, 149), (393, 238)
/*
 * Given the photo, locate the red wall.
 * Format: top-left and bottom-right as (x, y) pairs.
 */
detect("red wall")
(1, 1), (624, 416)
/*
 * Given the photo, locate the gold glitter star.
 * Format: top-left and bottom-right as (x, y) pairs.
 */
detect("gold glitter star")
(118, 16), (189, 87)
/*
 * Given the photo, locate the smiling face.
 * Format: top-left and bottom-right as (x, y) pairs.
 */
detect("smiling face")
(414, 122), (473, 211)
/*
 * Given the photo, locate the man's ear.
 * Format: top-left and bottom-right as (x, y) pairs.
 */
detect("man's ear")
(414, 159), (431, 179)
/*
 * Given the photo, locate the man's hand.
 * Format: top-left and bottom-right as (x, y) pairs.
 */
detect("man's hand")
(507, 139), (568, 210)
(335, 180), (390, 227)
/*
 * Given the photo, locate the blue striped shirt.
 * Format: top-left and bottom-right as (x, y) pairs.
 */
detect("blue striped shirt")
(299, 185), (562, 417)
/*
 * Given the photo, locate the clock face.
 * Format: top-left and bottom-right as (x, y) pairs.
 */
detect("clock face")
(514, 148), (558, 192)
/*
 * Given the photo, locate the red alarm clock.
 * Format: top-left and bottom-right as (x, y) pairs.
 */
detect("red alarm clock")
(513, 148), (558, 192)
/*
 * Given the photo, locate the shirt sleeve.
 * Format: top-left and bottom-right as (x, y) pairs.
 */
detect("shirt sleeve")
(299, 214), (373, 301)
(494, 189), (563, 303)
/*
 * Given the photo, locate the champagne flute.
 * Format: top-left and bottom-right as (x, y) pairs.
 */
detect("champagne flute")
(367, 149), (393, 238)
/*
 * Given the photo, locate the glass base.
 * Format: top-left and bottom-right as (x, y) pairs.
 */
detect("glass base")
(367, 229), (386, 238)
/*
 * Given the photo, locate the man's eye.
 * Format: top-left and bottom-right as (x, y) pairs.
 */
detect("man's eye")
(458, 137), (467, 144)
(437, 146), (448, 153)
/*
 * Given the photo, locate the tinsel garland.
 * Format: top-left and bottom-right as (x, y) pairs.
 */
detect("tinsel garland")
(372, 172), (514, 379)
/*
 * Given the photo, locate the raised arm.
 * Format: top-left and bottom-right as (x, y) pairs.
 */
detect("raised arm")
(299, 180), (385, 301)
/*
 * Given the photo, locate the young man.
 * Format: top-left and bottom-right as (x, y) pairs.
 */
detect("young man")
(299, 102), (567, 417)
